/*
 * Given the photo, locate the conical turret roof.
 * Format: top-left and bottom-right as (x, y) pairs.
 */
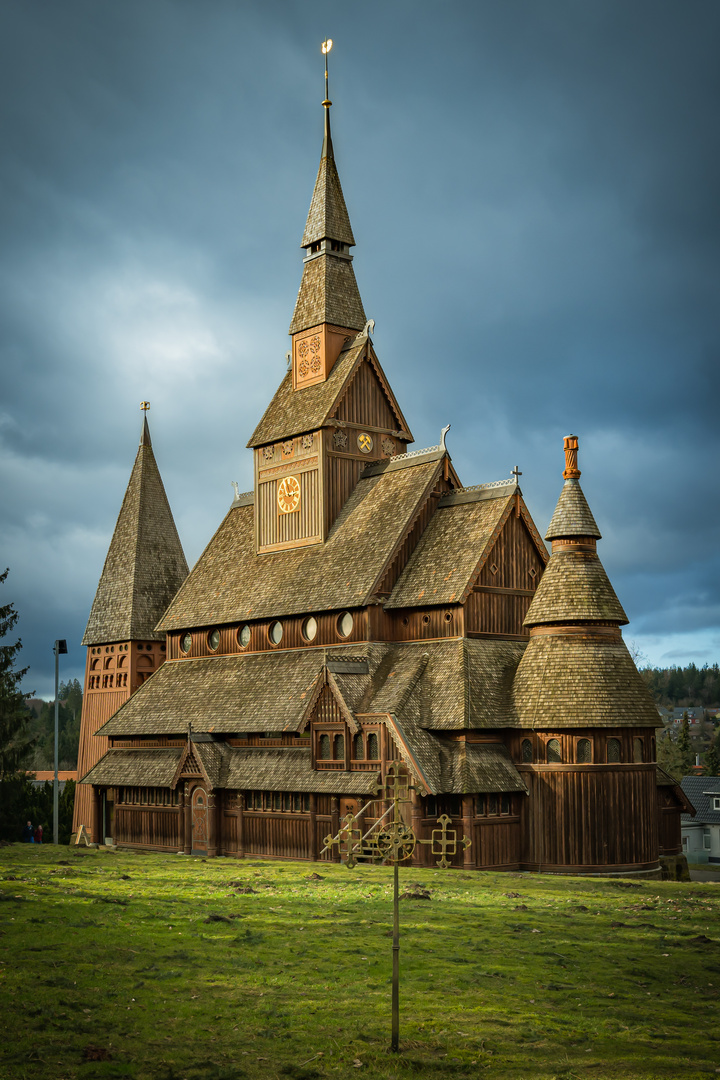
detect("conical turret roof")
(523, 550), (627, 626)
(545, 479), (601, 540)
(82, 416), (188, 645)
(301, 126), (355, 247)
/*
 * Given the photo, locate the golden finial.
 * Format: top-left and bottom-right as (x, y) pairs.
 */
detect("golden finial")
(321, 39), (333, 157)
(563, 434), (581, 479)
(140, 401), (150, 412)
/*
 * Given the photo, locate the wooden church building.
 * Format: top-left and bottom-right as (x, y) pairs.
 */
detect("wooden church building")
(77, 78), (688, 875)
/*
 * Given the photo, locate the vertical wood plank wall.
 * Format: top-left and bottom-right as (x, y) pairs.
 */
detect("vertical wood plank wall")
(332, 359), (398, 430)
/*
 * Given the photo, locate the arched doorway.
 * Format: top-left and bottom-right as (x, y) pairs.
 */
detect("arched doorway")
(191, 787), (208, 854)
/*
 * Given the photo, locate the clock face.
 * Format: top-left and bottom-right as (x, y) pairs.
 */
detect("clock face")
(277, 475), (301, 514)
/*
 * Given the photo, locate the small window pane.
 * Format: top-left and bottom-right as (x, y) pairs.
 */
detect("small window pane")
(577, 738), (592, 763)
(293, 793), (302, 812)
(501, 795), (511, 815)
(426, 796), (438, 818)
(334, 734), (345, 760)
(547, 738), (562, 763)
(181, 633), (192, 654)
(319, 734), (331, 760)
(353, 733), (364, 759)
(607, 738), (621, 763)
(521, 738), (533, 763)
(208, 629), (220, 651)
(283, 792), (292, 811)
(633, 737), (644, 763)
(488, 795), (498, 816)
(238, 625), (251, 648)
(337, 611), (354, 638)
(269, 621), (283, 645)
(475, 794), (486, 816)
(367, 732), (379, 760)
(302, 616), (317, 642)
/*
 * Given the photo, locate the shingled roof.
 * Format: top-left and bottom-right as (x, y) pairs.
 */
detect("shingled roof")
(248, 336), (411, 448)
(511, 635), (659, 728)
(523, 551), (628, 626)
(157, 455), (442, 629)
(289, 254), (366, 336)
(386, 487), (533, 609)
(80, 747), (183, 786)
(545, 479), (601, 540)
(438, 741), (527, 795)
(301, 114), (356, 248)
(82, 418), (188, 645)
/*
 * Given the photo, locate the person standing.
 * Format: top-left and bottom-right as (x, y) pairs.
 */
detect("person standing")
(22, 821), (33, 843)
(34, 825), (43, 844)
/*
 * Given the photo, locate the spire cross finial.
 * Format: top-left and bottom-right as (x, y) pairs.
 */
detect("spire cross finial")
(321, 38), (333, 148)
(140, 401), (150, 412)
(512, 465), (522, 482)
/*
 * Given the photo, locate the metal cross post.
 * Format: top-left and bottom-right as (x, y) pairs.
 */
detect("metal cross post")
(322, 761), (471, 1052)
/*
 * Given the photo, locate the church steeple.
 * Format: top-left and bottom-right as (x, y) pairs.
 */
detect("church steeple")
(289, 40), (365, 384)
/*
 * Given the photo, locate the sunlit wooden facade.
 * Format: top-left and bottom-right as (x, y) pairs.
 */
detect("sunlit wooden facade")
(78, 88), (690, 875)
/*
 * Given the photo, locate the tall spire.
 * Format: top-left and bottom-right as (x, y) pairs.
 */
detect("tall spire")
(290, 39), (364, 336)
(82, 406), (189, 645)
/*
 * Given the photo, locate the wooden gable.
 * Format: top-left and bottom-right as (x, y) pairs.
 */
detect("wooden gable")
(466, 497), (549, 639)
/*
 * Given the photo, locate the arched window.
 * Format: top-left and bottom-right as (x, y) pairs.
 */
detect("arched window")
(607, 738), (621, 763)
(334, 734), (345, 760)
(319, 734), (331, 760)
(576, 738), (592, 763)
(521, 738), (533, 763)
(353, 733), (364, 759)
(547, 738), (562, 763)
(633, 737), (644, 763)
(367, 732), (379, 760)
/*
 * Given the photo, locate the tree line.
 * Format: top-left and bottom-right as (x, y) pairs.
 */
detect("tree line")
(641, 662), (720, 708)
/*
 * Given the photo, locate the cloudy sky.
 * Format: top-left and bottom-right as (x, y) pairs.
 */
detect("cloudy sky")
(1, 0), (718, 697)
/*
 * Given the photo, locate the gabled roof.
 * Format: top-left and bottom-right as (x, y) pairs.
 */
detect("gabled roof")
(82, 420), (188, 645)
(80, 747), (182, 786)
(289, 253), (366, 336)
(681, 775), (720, 823)
(247, 335), (412, 448)
(385, 485), (547, 609)
(523, 551), (628, 626)
(545, 479), (601, 540)
(157, 455), (442, 629)
(511, 634), (659, 728)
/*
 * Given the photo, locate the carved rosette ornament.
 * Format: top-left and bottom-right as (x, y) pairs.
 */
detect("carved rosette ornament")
(262, 445), (275, 463)
(297, 334), (322, 377)
(301, 433), (314, 450)
(357, 432), (374, 454)
(381, 436), (396, 457)
(333, 429), (349, 450)
(277, 475), (301, 514)
(282, 440), (294, 458)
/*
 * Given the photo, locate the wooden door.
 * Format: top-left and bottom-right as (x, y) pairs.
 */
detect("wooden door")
(192, 788), (208, 854)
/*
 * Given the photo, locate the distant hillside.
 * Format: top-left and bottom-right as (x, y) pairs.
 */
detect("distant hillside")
(641, 662), (720, 709)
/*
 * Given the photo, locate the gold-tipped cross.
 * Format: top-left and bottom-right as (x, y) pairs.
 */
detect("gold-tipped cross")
(322, 761), (471, 1051)
(140, 401), (150, 412)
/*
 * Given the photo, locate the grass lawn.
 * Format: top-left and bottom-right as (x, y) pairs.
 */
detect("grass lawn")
(2, 845), (719, 1080)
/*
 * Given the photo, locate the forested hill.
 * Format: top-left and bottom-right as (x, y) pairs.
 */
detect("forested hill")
(640, 663), (720, 709)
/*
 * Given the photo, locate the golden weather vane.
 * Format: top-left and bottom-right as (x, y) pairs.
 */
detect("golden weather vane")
(323, 761), (471, 1052)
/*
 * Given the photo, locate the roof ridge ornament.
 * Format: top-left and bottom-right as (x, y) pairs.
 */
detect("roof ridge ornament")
(563, 434), (581, 480)
(440, 424), (451, 453)
(361, 318), (375, 338)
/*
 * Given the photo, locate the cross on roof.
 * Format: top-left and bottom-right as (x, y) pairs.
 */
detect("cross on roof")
(512, 465), (522, 481)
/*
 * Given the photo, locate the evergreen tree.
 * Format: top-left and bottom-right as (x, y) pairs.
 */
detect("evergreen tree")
(676, 712), (695, 775)
(704, 731), (720, 777)
(0, 569), (34, 776)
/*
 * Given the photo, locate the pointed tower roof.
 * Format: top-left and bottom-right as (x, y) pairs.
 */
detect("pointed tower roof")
(545, 435), (601, 540)
(82, 410), (189, 645)
(289, 54), (365, 336)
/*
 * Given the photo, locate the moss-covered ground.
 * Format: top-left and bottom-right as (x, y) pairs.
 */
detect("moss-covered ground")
(2, 844), (719, 1080)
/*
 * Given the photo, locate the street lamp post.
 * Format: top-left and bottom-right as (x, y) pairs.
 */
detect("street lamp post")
(53, 639), (68, 845)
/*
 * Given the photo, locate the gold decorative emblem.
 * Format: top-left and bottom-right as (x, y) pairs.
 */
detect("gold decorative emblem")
(277, 475), (301, 514)
(297, 334), (322, 378)
(357, 432), (374, 454)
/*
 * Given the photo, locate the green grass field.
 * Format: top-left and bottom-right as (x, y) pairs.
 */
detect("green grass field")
(1, 845), (719, 1080)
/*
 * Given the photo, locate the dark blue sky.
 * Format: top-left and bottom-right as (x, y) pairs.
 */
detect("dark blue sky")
(1, 1), (718, 696)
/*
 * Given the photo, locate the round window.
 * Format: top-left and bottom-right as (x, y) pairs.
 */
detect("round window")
(238, 625), (251, 649)
(181, 633), (192, 654)
(302, 616), (317, 642)
(337, 611), (354, 638)
(269, 621), (283, 645)
(208, 629), (220, 651)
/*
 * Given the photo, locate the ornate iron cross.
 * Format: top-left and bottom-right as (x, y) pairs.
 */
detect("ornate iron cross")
(322, 762), (471, 1051)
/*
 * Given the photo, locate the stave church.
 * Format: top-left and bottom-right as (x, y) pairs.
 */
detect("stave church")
(74, 61), (690, 876)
